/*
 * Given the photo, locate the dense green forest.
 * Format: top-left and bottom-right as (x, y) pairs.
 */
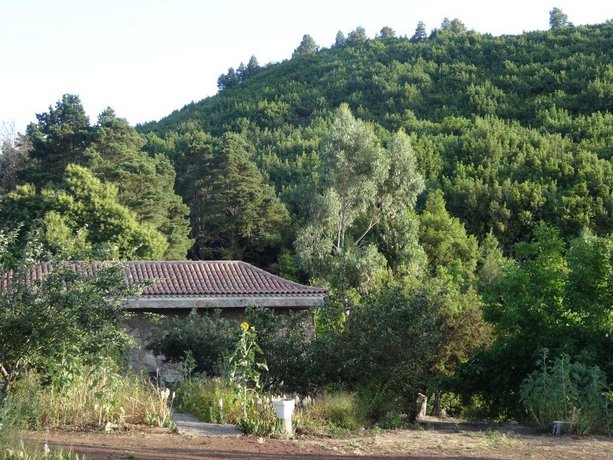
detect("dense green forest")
(141, 19), (612, 255)
(1, 14), (611, 429)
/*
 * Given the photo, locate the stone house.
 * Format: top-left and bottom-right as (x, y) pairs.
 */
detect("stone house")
(1, 260), (326, 379)
(121, 260), (326, 378)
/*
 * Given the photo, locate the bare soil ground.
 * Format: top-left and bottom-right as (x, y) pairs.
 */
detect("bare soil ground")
(25, 416), (612, 460)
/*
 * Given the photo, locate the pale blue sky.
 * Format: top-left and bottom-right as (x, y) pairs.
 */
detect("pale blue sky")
(1, 0), (612, 134)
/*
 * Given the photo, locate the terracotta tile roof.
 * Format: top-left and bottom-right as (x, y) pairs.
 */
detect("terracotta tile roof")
(0, 261), (326, 297)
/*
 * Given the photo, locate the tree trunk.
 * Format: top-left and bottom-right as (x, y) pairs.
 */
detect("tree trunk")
(433, 390), (442, 417)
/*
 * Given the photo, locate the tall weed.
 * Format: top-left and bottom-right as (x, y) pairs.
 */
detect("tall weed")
(176, 377), (241, 424)
(296, 392), (367, 434)
(0, 426), (82, 459)
(520, 353), (611, 435)
(1, 361), (173, 430)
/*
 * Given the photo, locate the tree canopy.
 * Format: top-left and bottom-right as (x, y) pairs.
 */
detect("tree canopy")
(10, 96), (192, 259)
(0, 164), (168, 260)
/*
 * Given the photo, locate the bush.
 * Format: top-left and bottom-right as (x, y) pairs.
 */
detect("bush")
(147, 309), (237, 376)
(0, 259), (135, 392)
(438, 392), (464, 418)
(244, 307), (315, 393)
(356, 383), (402, 425)
(520, 353), (612, 435)
(335, 284), (443, 422)
(0, 359), (174, 430)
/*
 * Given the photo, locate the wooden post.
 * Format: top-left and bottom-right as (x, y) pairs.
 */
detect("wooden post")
(417, 393), (428, 418)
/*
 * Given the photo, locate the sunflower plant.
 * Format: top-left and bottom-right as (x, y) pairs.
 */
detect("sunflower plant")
(227, 322), (272, 434)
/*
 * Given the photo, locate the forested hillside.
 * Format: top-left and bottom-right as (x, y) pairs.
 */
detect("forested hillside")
(1, 16), (611, 426)
(141, 19), (612, 259)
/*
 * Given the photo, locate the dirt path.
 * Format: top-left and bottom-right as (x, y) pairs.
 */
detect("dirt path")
(172, 412), (241, 437)
(24, 417), (613, 460)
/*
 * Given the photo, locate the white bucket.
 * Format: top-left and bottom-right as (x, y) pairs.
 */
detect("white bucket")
(272, 399), (295, 420)
(272, 398), (295, 436)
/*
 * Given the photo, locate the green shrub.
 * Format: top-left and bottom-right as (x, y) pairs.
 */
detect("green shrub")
(356, 383), (400, 425)
(244, 307), (315, 394)
(0, 258), (135, 392)
(438, 392), (464, 418)
(147, 309), (237, 376)
(377, 411), (405, 429)
(235, 396), (276, 437)
(333, 284), (443, 423)
(297, 392), (367, 434)
(520, 353), (612, 435)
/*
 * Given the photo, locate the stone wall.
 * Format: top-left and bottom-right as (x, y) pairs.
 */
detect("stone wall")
(124, 312), (183, 385)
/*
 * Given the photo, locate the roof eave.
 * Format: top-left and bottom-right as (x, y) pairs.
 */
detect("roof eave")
(125, 294), (326, 310)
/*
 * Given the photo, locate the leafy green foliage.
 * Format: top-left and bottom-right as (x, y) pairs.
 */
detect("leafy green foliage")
(3, 18), (612, 429)
(217, 56), (262, 91)
(419, 190), (478, 283)
(0, 133), (30, 194)
(147, 310), (237, 376)
(84, 110), (193, 259)
(179, 132), (290, 264)
(175, 376), (241, 424)
(24, 94), (90, 185)
(296, 105), (424, 291)
(549, 8), (570, 29)
(0, 165), (169, 260)
(142, 21), (613, 251)
(320, 283), (445, 422)
(0, 234), (137, 395)
(293, 34), (318, 57)
(244, 307), (315, 394)
(228, 321), (272, 434)
(296, 392), (367, 434)
(455, 225), (613, 418)
(20, 97), (192, 259)
(1, 360), (174, 430)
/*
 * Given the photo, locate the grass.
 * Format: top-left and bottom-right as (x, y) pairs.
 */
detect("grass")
(483, 429), (519, 449)
(0, 428), (82, 460)
(295, 392), (368, 436)
(175, 377), (242, 424)
(1, 364), (174, 431)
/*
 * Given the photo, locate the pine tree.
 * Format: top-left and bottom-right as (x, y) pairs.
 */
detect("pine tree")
(25, 94), (91, 185)
(292, 34), (318, 57)
(188, 133), (289, 264)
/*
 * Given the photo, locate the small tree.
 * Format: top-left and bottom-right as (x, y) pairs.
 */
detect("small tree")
(334, 30), (346, 47)
(296, 105), (424, 293)
(549, 7), (569, 29)
(346, 26), (368, 44)
(292, 34), (318, 57)
(411, 21), (427, 42)
(378, 26), (396, 39)
(520, 353), (611, 434)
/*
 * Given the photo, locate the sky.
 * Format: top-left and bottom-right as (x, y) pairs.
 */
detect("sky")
(1, 0), (612, 134)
